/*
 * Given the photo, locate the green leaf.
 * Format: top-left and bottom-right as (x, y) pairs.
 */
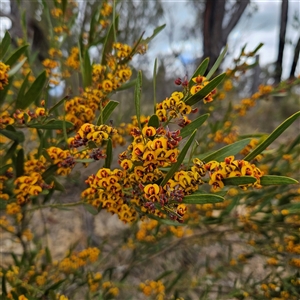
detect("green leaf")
(185, 73), (226, 106)
(116, 79), (137, 91)
(16, 148), (24, 177)
(7, 57), (27, 77)
(45, 246), (52, 264)
(16, 72), (31, 108)
(160, 130), (196, 187)
(83, 49), (92, 88)
(182, 193), (224, 204)
(1, 271), (7, 296)
(153, 58), (158, 112)
(0, 74), (14, 105)
(48, 95), (68, 114)
(122, 31), (145, 64)
(74, 158), (94, 163)
(200, 138), (251, 162)
(134, 71), (142, 129)
(88, 140), (98, 149)
(42, 165), (58, 180)
(88, 9), (98, 46)
(244, 111), (300, 161)
(223, 176), (257, 186)
(83, 203), (98, 215)
(142, 24), (166, 44)
(2, 142), (18, 163)
(252, 43), (264, 54)
(51, 177), (66, 192)
(188, 58), (209, 88)
(0, 164), (12, 175)
(0, 31), (11, 60)
(61, 0), (68, 16)
(180, 113), (209, 139)
(101, 15), (118, 65)
(98, 100), (119, 125)
(0, 126), (25, 143)
(260, 175), (298, 185)
(5, 44), (29, 66)
(104, 139), (112, 168)
(206, 45), (228, 80)
(148, 114), (160, 128)
(16, 71), (47, 109)
(148, 214), (185, 226)
(28, 120), (74, 130)
(44, 279), (66, 296)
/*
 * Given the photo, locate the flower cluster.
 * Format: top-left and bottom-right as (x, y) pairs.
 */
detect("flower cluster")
(58, 247), (100, 273)
(14, 172), (52, 205)
(0, 62), (10, 90)
(69, 123), (117, 147)
(47, 147), (75, 176)
(0, 110), (14, 129)
(234, 84), (273, 116)
(65, 47), (80, 70)
(82, 168), (138, 223)
(155, 91), (193, 123)
(201, 155), (264, 190)
(139, 280), (165, 300)
(190, 75), (217, 103)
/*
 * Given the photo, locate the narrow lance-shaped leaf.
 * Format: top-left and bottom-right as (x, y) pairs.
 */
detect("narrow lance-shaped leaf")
(0, 31), (11, 59)
(16, 149), (24, 177)
(148, 214), (185, 226)
(142, 24), (166, 44)
(101, 15), (118, 65)
(116, 79), (136, 91)
(188, 58), (209, 89)
(148, 114), (160, 128)
(42, 165), (58, 180)
(7, 57), (27, 77)
(48, 96), (69, 114)
(104, 139), (113, 168)
(120, 31), (144, 65)
(16, 71), (47, 109)
(0, 126), (25, 143)
(244, 111), (300, 161)
(5, 44), (29, 66)
(153, 58), (158, 112)
(28, 120), (74, 130)
(134, 71), (142, 129)
(260, 175), (298, 186)
(15, 72), (30, 108)
(98, 100), (119, 125)
(182, 193), (224, 204)
(206, 45), (228, 80)
(200, 138), (251, 162)
(160, 130), (196, 187)
(83, 203), (99, 215)
(83, 49), (92, 88)
(180, 113), (209, 139)
(223, 176), (257, 186)
(0, 75), (14, 105)
(185, 73), (226, 106)
(3, 142), (18, 163)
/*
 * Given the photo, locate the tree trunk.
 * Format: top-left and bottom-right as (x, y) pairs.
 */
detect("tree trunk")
(274, 0), (289, 83)
(202, 0), (250, 71)
(289, 36), (300, 79)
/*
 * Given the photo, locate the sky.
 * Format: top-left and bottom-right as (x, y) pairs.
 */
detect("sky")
(1, 1), (299, 80)
(143, 1), (300, 80)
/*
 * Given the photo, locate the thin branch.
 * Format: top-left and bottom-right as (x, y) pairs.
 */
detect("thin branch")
(222, 0), (250, 44)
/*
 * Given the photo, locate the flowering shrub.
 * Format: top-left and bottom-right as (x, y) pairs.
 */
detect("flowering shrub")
(0, 1), (299, 299)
